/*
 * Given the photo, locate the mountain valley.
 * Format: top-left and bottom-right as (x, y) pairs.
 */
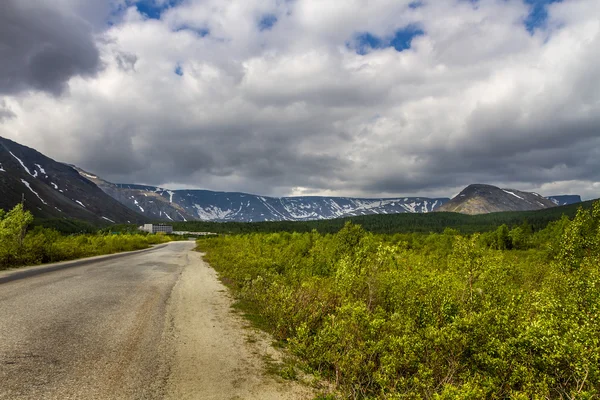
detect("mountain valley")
(0, 136), (585, 224)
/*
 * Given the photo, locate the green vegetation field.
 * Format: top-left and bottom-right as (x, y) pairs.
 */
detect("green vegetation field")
(198, 202), (600, 399)
(0, 204), (170, 270)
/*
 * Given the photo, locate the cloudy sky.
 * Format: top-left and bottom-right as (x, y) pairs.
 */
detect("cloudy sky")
(1, 0), (599, 199)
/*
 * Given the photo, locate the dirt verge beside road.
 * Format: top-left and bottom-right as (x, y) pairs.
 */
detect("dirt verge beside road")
(164, 250), (315, 400)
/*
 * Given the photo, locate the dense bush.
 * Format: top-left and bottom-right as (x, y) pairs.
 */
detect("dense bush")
(0, 204), (170, 269)
(198, 202), (600, 399)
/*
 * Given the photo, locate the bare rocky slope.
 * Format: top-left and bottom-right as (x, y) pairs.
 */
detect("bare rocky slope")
(0, 137), (145, 224)
(438, 184), (558, 215)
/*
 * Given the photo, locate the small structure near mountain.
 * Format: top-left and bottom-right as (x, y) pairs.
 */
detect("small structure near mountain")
(140, 224), (173, 234)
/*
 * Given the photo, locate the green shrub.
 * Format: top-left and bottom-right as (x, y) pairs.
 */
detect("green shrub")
(198, 205), (600, 398)
(0, 204), (171, 270)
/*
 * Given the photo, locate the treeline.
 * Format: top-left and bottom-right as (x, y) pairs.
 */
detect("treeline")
(0, 204), (170, 270)
(32, 198), (593, 236)
(31, 218), (99, 234)
(197, 202), (600, 398)
(174, 199), (596, 235)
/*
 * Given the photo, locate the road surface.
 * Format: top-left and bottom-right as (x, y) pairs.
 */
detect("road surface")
(0, 242), (312, 399)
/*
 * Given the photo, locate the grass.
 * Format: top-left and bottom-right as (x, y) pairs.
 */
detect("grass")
(230, 299), (273, 334)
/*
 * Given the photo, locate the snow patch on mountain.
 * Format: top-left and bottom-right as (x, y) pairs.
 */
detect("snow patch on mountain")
(502, 190), (524, 200)
(80, 171), (98, 179)
(177, 211), (187, 221)
(133, 199), (145, 213)
(21, 179), (47, 204)
(35, 164), (46, 175)
(10, 151), (33, 176)
(402, 202), (417, 213)
(194, 204), (235, 220)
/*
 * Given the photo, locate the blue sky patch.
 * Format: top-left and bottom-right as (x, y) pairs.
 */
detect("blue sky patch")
(354, 26), (424, 55)
(175, 64), (183, 76)
(390, 27), (425, 51)
(258, 14), (278, 31)
(135, 0), (180, 20)
(524, 0), (562, 32)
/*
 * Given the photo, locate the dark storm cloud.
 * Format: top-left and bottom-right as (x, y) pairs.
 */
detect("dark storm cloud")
(0, 0), (101, 95)
(76, 130), (146, 178)
(355, 99), (600, 198)
(90, 120), (351, 195)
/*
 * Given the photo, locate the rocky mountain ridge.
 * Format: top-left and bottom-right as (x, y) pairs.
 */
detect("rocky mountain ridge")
(438, 184), (560, 215)
(78, 171), (583, 222)
(76, 172), (451, 222)
(0, 137), (145, 224)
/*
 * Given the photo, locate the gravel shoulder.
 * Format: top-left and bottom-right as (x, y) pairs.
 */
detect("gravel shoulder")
(164, 249), (315, 400)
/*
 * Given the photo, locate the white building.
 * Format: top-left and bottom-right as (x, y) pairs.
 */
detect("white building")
(140, 224), (173, 234)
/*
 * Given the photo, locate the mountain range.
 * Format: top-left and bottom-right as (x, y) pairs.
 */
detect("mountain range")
(0, 136), (584, 224)
(77, 171), (582, 221)
(76, 168), (450, 222)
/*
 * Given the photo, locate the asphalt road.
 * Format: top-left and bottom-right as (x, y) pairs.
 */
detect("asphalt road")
(0, 241), (313, 400)
(0, 242), (191, 399)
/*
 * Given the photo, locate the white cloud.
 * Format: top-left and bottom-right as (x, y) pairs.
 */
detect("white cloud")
(1, 0), (599, 199)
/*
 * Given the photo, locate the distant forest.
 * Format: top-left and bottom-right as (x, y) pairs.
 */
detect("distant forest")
(29, 199), (596, 235)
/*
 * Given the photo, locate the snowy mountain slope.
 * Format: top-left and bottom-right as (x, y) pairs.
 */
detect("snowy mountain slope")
(547, 195), (582, 206)
(80, 170), (585, 222)
(70, 173), (196, 222)
(0, 137), (146, 224)
(173, 191), (449, 222)
(78, 177), (451, 222)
